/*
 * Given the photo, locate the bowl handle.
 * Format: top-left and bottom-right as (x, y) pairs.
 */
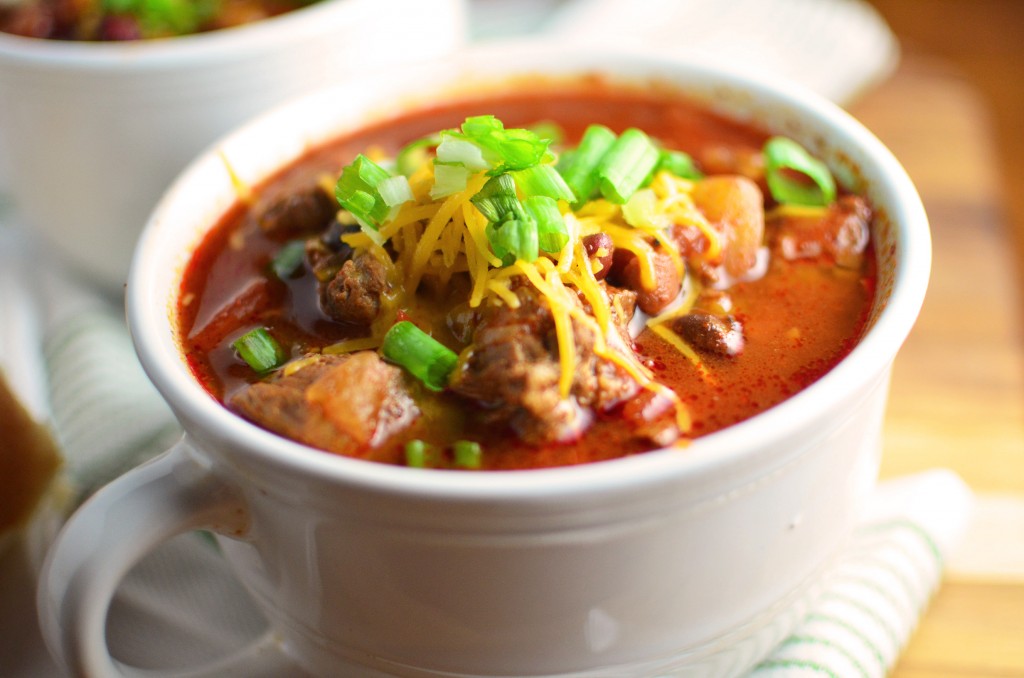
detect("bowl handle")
(37, 436), (302, 677)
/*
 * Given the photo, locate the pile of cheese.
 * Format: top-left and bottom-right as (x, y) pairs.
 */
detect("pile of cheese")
(331, 156), (726, 433)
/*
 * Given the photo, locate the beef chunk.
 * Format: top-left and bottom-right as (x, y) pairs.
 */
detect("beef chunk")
(256, 186), (337, 238)
(449, 281), (641, 444)
(306, 220), (360, 282)
(453, 307), (580, 444)
(769, 195), (871, 268)
(231, 352), (418, 455)
(321, 253), (388, 326)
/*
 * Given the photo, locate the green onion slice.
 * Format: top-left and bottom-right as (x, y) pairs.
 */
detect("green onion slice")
(335, 154), (401, 229)
(471, 174), (542, 265)
(436, 133), (490, 171)
(463, 115), (549, 172)
(232, 328), (286, 373)
(270, 240), (306, 280)
(763, 137), (837, 206)
(380, 321), (458, 392)
(657, 149), (703, 180)
(430, 162), (472, 199)
(597, 128), (660, 204)
(441, 115), (552, 175)
(395, 134), (439, 177)
(511, 164), (576, 203)
(486, 218), (539, 266)
(623, 189), (672, 231)
(377, 175), (414, 207)
(529, 121), (564, 146)
(404, 439), (434, 468)
(459, 114), (503, 140)
(557, 124), (617, 205)
(453, 440), (482, 469)
(470, 173), (520, 222)
(523, 195), (569, 253)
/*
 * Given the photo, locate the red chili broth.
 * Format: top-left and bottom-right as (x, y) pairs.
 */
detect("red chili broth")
(177, 84), (876, 469)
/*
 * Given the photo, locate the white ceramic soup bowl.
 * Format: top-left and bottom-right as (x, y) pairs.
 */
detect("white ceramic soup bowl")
(38, 41), (930, 678)
(0, 0), (465, 292)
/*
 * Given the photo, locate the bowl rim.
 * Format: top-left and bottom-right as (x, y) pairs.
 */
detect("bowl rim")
(0, 0), (372, 68)
(127, 39), (931, 501)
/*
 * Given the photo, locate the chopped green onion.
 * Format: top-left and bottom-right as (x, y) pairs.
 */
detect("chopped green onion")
(487, 127), (554, 174)
(557, 124), (617, 204)
(380, 321), (458, 392)
(342, 189), (376, 217)
(395, 135), (439, 177)
(232, 328), (286, 374)
(470, 174), (520, 223)
(453, 440), (482, 469)
(623, 189), (672, 231)
(430, 162), (472, 199)
(523, 196), (569, 253)
(404, 439), (432, 468)
(270, 240), (306, 280)
(335, 154), (393, 228)
(763, 137), (837, 206)
(435, 133), (490, 171)
(657, 149), (703, 180)
(460, 114), (503, 140)
(597, 128), (660, 204)
(377, 175), (414, 207)
(529, 121), (564, 145)
(451, 115), (552, 174)
(511, 164), (576, 203)
(471, 174), (542, 265)
(486, 218), (539, 266)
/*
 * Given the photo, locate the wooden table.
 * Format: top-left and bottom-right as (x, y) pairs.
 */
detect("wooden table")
(849, 57), (1024, 676)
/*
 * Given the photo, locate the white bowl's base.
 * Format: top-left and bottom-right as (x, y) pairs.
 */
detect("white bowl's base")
(279, 555), (833, 678)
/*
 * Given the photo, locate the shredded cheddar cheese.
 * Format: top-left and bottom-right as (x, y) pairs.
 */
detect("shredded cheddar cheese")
(407, 173), (488, 291)
(322, 135), (745, 437)
(218, 151), (254, 206)
(650, 171), (722, 260)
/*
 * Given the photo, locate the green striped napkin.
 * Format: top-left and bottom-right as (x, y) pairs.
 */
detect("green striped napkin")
(43, 312), (180, 502)
(750, 512), (953, 676)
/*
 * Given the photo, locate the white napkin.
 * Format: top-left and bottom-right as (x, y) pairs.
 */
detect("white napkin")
(481, 0), (900, 105)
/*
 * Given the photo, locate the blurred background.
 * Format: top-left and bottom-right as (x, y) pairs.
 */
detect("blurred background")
(848, 2), (1024, 674)
(866, 0), (1024, 287)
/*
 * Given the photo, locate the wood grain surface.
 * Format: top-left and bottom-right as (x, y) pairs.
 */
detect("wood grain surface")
(849, 55), (1024, 677)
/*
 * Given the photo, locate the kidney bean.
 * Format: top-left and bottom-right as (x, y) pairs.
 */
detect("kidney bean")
(582, 233), (614, 280)
(672, 312), (745, 357)
(97, 15), (142, 41)
(610, 249), (682, 315)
